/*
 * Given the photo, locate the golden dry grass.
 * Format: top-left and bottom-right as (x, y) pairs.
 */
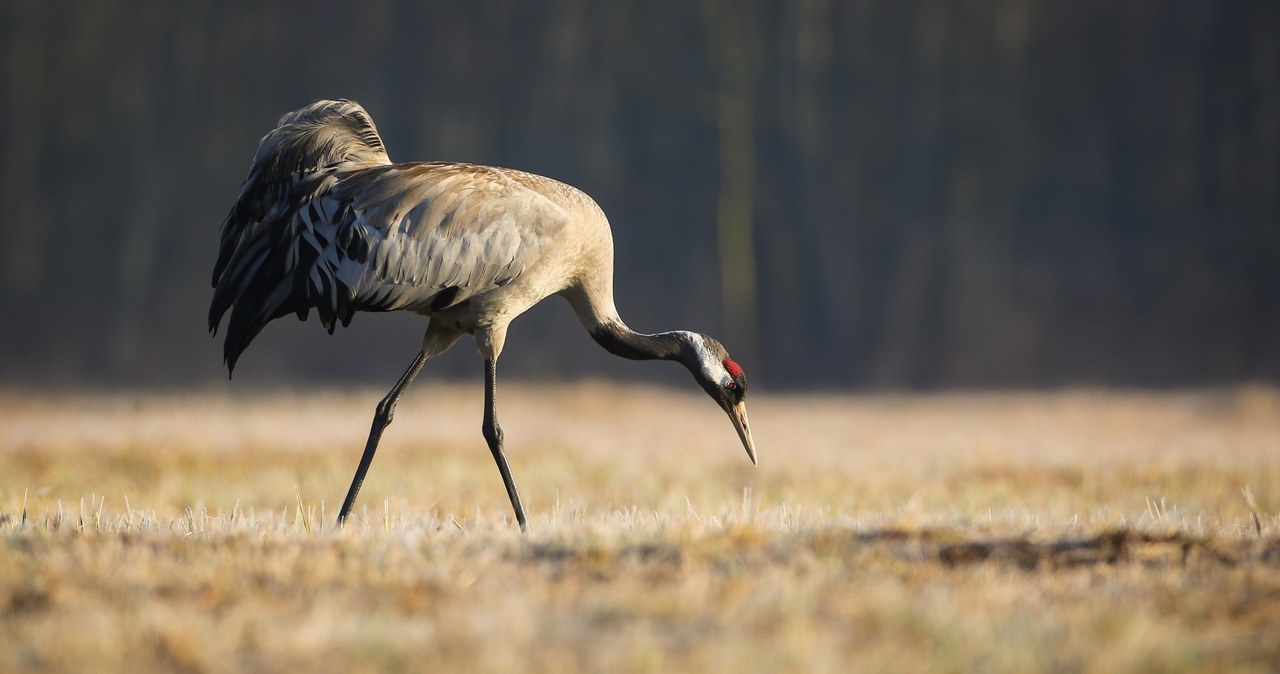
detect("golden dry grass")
(2, 384), (1279, 673)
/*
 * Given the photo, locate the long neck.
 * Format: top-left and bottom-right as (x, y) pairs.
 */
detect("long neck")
(563, 277), (691, 362)
(590, 320), (689, 361)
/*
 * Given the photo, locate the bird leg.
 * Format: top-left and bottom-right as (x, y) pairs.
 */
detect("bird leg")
(483, 358), (528, 531)
(336, 351), (429, 525)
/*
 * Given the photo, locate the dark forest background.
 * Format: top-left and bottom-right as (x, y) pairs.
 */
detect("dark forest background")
(2, 1), (1277, 389)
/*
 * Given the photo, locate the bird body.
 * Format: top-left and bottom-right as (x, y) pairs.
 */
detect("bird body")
(211, 99), (755, 528)
(212, 121), (613, 366)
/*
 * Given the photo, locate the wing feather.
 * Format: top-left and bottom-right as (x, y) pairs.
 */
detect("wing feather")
(333, 163), (568, 313)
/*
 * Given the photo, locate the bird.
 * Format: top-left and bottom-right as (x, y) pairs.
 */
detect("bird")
(209, 99), (756, 529)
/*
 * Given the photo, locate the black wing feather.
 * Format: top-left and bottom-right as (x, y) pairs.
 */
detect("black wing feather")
(209, 99), (390, 374)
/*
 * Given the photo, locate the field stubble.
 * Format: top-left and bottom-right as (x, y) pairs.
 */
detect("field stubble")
(2, 384), (1279, 673)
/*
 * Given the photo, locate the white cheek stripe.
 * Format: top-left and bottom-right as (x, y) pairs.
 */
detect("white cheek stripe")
(658, 331), (729, 384)
(690, 332), (729, 384)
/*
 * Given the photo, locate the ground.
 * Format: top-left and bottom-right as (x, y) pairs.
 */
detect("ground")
(2, 384), (1278, 673)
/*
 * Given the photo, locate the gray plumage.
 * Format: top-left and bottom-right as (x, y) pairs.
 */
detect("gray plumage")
(210, 99), (755, 528)
(211, 99), (611, 372)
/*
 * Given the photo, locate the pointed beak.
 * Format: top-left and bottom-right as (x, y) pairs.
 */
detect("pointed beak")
(727, 399), (757, 465)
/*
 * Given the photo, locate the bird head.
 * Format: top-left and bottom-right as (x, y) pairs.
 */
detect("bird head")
(681, 334), (757, 465)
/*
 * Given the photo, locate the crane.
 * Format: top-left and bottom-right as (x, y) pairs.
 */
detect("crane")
(209, 99), (756, 529)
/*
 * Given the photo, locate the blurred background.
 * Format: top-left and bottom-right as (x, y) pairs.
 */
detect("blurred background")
(1, 1), (1277, 390)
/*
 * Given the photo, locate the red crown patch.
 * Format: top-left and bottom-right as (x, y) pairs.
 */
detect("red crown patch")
(723, 358), (744, 378)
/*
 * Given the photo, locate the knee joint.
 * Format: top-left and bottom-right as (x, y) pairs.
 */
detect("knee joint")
(482, 421), (503, 446)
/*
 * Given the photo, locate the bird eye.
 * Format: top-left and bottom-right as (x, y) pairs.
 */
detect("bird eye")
(726, 381), (738, 391)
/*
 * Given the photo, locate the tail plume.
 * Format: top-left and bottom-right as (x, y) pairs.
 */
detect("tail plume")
(209, 99), (390, 373)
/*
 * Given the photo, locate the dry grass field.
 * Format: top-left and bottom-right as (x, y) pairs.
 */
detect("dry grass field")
(2, 384), (1279, 673)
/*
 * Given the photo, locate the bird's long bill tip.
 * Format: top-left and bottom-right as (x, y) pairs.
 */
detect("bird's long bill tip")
(729, 400), (757, 466)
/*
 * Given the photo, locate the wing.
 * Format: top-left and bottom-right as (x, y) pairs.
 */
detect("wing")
(330, 162), (570, 316)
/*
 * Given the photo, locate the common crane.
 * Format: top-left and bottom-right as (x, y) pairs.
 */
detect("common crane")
(210, 99), (755, 529)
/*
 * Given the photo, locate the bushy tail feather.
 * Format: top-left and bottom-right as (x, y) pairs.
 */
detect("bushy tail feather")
(209, 99), (391, 374)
